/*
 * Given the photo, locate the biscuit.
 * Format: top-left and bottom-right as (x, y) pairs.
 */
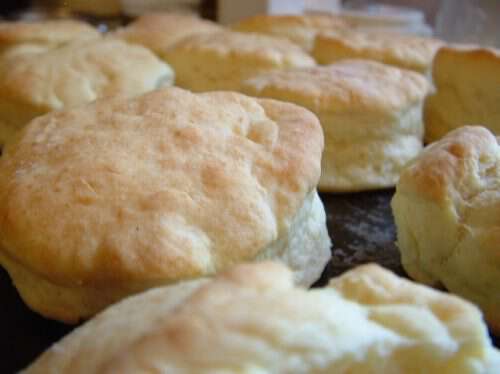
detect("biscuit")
(23, 262), (500, 373)
(161, 30), (315, 92)
(232, 14), (349, 51)
(113, 12), (223, 54)
(392, 126), (500, 333)
(242, 60), (431, 191)
(0, 38), (173, 146)
(424, 45), (500, 143)
(0, 19), (100, 55)
(0, 88), (330, 322)
(313, 29), (443, 75)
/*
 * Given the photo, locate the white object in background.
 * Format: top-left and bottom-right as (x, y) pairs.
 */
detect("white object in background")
(305, 0), (341, 12)
(359, 4), (424, 23)
(435, 0), (500, 48)
(121, 0), (200, 16)
(326, 4), (433, 37)
(218, 0), (305, 25)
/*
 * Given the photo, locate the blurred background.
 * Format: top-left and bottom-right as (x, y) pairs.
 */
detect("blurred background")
(0, 0), (499, 47)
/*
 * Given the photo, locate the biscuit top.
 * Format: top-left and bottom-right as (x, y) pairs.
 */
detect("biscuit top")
(0, 19), (100, 49)
(433, 45), (500, 76)
(162, 30), (315, 69)
(242, 60), (430, 115)
(314, 29), (443, 73)
(0, 88), (323, 287)
(113, 13), (223, 53)
(436, 44), (500, 58)
(24, 262), (499, 373)
(232, 14), (349, 50)
(397, 126), (500, 203)
(0, 38), (173, 118)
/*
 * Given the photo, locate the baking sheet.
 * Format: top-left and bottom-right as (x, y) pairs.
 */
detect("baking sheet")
(0, 190), (497, 373)
(316, 190), (403, 284)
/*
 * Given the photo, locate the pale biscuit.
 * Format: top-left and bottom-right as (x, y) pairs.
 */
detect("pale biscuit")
(0, 38), (173, 146)
(424, 45), (500, 143)
(0, 19), (100, 55)
(392, 126), (500, 333)
(24, 262), (500, 373)
(161, 30), (316, 92)
(242, 60), (431, 191)
(113, 12), (223, 54)
(313, 29), (443, 75)
(0, 88), (329, 322)
(232, 13), (349, 51)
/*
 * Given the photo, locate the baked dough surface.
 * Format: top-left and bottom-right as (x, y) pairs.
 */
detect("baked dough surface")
(24, 262), (500, 373)
(0, 88), (327, 321)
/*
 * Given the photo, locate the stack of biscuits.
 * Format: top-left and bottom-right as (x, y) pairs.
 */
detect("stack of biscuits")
(0, 12), (498, 373)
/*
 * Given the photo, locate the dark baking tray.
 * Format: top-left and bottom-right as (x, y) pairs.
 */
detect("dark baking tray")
(0, 190), (497, 373)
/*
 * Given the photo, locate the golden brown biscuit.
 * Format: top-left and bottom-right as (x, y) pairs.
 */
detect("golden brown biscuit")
(161, 30), (316, 92)
(424, 45), (500, 143)
(232, 13), (350, 51)
(313, 29), (443, 75)
(392, 126), (500, 333)
(113, 12), (223, 54)
(0, 87), (330, 322)
(0, 38), (173, 146)
(242, 60), (431, 192)
(24, 262), (500, 373)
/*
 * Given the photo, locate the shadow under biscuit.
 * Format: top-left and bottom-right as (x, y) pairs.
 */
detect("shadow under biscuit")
(314, 189), (403, 287)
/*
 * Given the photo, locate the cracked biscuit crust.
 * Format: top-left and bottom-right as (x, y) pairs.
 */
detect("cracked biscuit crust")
(0, 88), (324, 322)
(24, 262), (500, 373)
(392, 126), (500, 332)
